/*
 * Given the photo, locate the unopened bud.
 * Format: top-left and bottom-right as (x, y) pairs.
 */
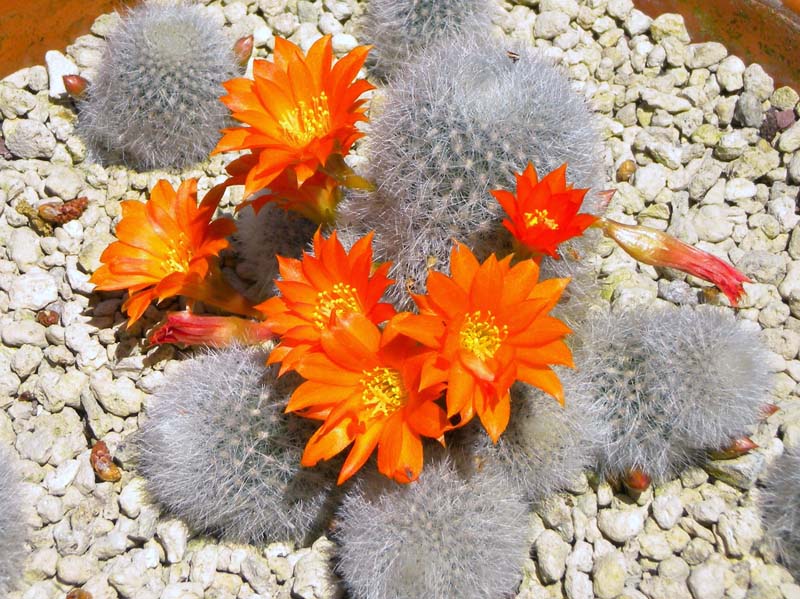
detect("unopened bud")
(62, 74), (89, 99)
(709, 436), (758, 460)
(760, 403), (779, 419)
(234, 35), (254, 67)
(623, 468), (651, 493)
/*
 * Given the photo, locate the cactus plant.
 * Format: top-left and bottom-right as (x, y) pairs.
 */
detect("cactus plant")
(334, 452), (529, 599)
(134, 347), (340, 544)
(571, 306), (772, 483)
(359, 0), (494, 80)
(233, 204), (318, 301)
(76, 1), (241, 170)
(0, 446), (27, 593)
(760, 448), (800, 578)
(335, 35), (605, 308)
(464, 382), (605, 504)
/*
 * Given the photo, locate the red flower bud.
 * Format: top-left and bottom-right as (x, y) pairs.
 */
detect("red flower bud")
(150, 311), (273, 347)
(63, 74), (89, 99)
(623, 468), (651, 493)
(709, 436), (758, 460)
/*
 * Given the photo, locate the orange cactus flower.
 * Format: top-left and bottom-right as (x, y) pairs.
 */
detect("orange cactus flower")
(289, 312), (450, 484)
(387, 242), (573, 442)
(594, 218), (750, 305)
(491, 163), (598, 259)
(149, 311), (273, 347)
(90, 179), (260, 325)
(258, 229), (396, 375)
(213, 35), (373, 200)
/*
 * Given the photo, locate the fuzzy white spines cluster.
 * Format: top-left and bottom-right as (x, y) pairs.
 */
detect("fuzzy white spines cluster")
(468, 382), (606, 504)
(134, 347), (339, 544)
(359, 0), (494, 80)
(760, 448), (800, 578)
(572, 306), (772, 483)
(0, 446), (28, 593)
(77, 1), (239, 170)
(233, 204), (318, 301)
(335, 35), (605, 308)
(334, 453), (529, 599)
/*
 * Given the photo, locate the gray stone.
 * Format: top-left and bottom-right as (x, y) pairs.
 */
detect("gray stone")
(685, 42), (727, 69)
(1, 118), (56, 159)
(624, 9), (652, 36)
(593, 551), (627, 599)
(44, 166), (83, 200)
(161, 583), (204, 599)
(778, 122), (800, 154)
(744, 63), (774, 101)
(716, 55), (745, 92)
(653, 494), (683, 530)
(716, 507), (762, 557)
(9, 226), (42, 272)
(650, 13), (690, 43)
(9, 268), (58, 310)
(291, 539), (343, 599)
(705, 453), (766, 489)
(56, 554), (97, 585)
(686, 496), (726, 525)
(156, 519), (188, 564)
(534, 12), (571, 39)
(189, 544), (218, 590)
(734, 92), (764, 128)
(598, 508), (645, 543)
(639, 532), (674, 561)
(2, 320), (47, 347)
(687, 556), (727, 599)
(536, 529), (570, 584)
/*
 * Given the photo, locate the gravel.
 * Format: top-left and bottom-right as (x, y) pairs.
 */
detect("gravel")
(1, 0), (799, 598)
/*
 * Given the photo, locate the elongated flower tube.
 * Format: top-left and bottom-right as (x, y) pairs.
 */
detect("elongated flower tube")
(149, 311), (273, 347)
(491, 163), (598, 259)
(386, 242), (573, 442)
(90, 179), (260, 325)
(213, 35), (373, 202)
(594, 218), (750, 305)
(259, 230), (396, 375)
(289, 313), (450, 484)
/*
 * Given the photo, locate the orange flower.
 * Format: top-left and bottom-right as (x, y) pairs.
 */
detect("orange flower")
(387, 243), (573, 442)
(149, 311), (273, 347)
(91, 179), (260, 325)
(258, 229), (396, 374)
(213, 35), (373, 199)
(289, 312), (450, 484)
(491, 163), (598, 259)
(594, 218), (750, 305)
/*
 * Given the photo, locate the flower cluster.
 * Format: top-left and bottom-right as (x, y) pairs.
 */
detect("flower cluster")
(259, 232), (574, 484)
(211, 35), (374, 224)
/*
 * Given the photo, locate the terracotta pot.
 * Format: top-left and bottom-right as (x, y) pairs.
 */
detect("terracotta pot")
(635, 0), (800, 88)
(0, 0), (135, 78)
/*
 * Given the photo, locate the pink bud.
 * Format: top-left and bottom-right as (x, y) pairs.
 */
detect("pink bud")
(234, 35), (254, 67)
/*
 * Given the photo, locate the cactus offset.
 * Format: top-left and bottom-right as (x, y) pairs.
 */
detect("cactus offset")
(134, 347), (340, 544)
(336, 35), (605, 308)
(76, 1), (240, 170)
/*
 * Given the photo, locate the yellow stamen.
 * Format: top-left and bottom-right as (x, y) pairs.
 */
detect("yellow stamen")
(312, 282), (360, 329)
(360, 366), (405, 418)
(460, 310), (507, 361)
(524, 209), (558, 230)
(279, 92), (331, 146)
(162, 234), (191, 273)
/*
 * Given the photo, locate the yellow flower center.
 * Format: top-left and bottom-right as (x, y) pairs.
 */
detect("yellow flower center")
(279, 92), (331, 147)
(312, 282), (360, 329)
(162, 233), (191, 273)
(459, 310), (508, 361)
(360, 366), (405, 418)
(524, 209), (559, 230)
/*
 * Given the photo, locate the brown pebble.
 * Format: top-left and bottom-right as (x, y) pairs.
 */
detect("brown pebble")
(36, 309), (60, 326)
(616, 160), (636, 182)
(776, 109), (796, 130)
(90, 440), (122, 482)
(38, 197), (89, 225)
(66, 590), (93, 599)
